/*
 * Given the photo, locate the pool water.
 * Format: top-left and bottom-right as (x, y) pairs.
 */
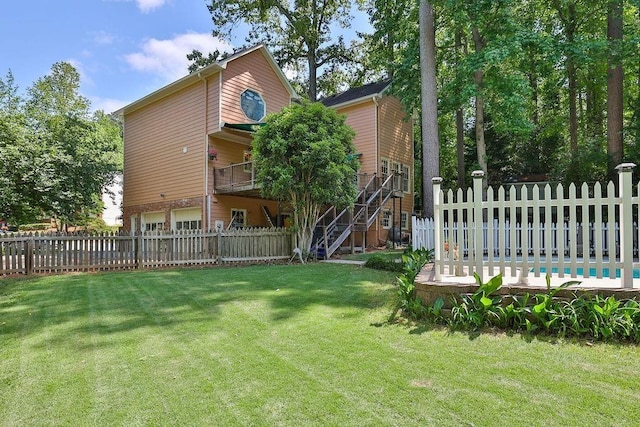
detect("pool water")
(535, 266), (640, 279)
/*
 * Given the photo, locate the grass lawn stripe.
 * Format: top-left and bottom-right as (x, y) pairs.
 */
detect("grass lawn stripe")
(2, 264), (640, 426)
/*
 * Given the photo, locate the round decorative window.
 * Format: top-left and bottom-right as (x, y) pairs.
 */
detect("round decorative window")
(240, 89), (266, 122)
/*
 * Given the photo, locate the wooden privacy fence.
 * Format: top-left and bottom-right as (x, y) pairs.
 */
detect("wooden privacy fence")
(413, 163), (640, 288)
(1, 227), (294, 276)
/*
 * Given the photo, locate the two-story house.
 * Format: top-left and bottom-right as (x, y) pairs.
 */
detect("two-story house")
(117, 45), (413, 255)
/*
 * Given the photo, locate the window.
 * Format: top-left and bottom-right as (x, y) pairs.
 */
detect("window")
(380, 158), (389, 177)
(400, 212), (409, 230)
(401, 164), (410, 193)
(230, 208), (247, 228)
(175, 220), (202, 231)
(392, 162), (402, 190)
(240, 89), (266, 121)
(381, 210), (392, 229)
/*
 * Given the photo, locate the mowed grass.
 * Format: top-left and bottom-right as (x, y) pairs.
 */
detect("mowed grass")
(1, 264), (640, 426)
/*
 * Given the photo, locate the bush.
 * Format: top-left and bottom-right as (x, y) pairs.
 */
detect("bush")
(424, 273), (640, 343)
(364, 255), (404, 272)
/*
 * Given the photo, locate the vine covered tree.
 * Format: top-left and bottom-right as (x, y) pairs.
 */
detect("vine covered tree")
(252, 101), (360, 256)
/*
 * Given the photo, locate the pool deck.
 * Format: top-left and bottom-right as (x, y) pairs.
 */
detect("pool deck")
(416, 263), (639, 290)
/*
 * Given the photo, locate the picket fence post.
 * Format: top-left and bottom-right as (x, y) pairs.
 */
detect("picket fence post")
(432, 177), (443, 281)
(472, 170), (485, 282)
(617, 163), (636, 288)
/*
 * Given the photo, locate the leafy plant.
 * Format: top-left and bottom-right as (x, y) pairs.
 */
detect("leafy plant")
(450, 273), (504, 330)
(530, 275), (580, 331)
(389, 247), (431, 321)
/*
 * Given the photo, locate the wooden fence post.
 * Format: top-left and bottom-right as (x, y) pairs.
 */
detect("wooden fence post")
(25, 235), (34, 275)
(617, 163), (636, 288)
(472, 170), (485, 282)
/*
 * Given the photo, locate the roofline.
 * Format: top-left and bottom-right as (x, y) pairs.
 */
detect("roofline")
(324, 81), (391, 110)
(114, 45), (298, 116)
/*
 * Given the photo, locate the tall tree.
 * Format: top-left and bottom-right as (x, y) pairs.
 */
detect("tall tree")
(0, 63), (122, 227)
(419, 0), (439, 217)
(206, 0), (359, 100)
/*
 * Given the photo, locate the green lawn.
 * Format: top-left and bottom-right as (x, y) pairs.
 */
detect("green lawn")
(1, 264), (639, 426)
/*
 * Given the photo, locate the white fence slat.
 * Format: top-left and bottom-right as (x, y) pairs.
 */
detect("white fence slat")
(417, 167), (639, 288)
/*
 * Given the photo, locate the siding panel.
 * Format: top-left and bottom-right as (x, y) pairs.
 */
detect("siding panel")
(333, 102), (377, 175)
(124, 83), (206, 207)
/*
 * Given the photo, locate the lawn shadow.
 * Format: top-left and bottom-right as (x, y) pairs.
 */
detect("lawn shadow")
(0, 263), (397, 348)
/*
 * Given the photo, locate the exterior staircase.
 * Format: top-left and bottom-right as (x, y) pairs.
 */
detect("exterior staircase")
(312, 173), (399, 259)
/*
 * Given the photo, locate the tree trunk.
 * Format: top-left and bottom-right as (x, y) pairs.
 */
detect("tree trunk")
(455, 30), (465, 189)
(419, 0), (439, 218)
(472, 27), (487, 184)
(607, 0), (623, 172)
(456, 108), (466, 189)
(308, 49), (318, 101)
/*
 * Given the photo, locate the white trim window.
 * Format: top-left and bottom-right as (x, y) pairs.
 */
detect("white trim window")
(230, 208), (247, 228)
(381, 209), (392, 229)
(380, 158), (390, 178)
(400, 211), (409, 230)
(401, 164), (411, 193)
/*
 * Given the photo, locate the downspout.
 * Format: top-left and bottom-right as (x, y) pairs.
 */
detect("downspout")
(197, 72), (210, 231)
(373, 95), (380, 245)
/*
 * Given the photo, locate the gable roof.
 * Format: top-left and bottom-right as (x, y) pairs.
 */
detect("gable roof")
(321, 79), (391, 109)
(115, 45), (298, 116)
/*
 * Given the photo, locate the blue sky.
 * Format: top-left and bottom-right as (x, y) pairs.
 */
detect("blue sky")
(1, 0), (234, 113)
(1, 0), (369, 115)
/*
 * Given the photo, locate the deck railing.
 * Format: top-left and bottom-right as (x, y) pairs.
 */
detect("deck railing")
(213, 161), (257, 193)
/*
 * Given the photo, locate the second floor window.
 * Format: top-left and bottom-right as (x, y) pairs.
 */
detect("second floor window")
(240, 89), (266, 122)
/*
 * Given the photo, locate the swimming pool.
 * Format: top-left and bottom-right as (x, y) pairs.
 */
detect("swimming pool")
(535, 266), (640, 279)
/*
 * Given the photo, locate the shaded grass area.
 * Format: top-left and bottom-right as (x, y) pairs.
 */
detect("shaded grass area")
(1, 264), (640, 426)
(339, 249), (405, 262)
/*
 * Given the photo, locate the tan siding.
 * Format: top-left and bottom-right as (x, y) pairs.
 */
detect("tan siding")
(333, 102), (377, 175)
(206, 73), (221, 134)
(124, 82), (206, 208)
(221, 50), (291, 124)
(378, 96), (413, 169)
(378, 95), (414, 223)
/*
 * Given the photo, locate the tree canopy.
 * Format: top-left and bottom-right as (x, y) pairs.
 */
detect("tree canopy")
(0, 63), (123, 227)
(252, 101), (360, 255)
(203, 0), (364, 100)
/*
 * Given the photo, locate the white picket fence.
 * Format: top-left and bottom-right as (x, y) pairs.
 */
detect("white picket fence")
(412, 163), (640, 288)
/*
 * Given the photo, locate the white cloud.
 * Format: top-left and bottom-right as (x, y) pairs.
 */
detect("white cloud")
(92, 30), (116, 45)
(124, 32), (232, 82)
(91, 97), (131, 114)
(136, 0), (167, 13)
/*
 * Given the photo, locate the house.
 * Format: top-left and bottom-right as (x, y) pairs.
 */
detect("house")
(117, 45), (413, 254)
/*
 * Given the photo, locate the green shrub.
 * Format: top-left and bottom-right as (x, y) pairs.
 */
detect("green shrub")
(422, 272), (640, 343)
(364, 255), (404, 272)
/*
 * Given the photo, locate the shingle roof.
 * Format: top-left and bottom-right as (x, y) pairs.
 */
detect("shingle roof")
(320, 80), (391, 108)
